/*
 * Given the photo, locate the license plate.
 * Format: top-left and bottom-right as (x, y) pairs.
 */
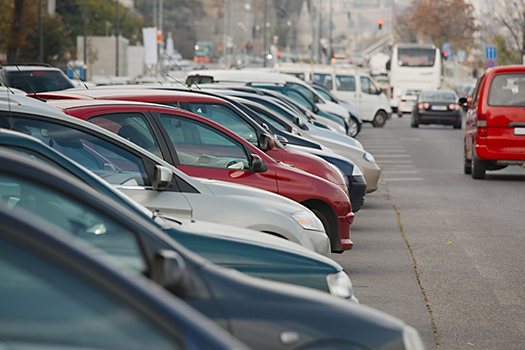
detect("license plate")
(431, 105), (447, 111)
(514, 127), (525, 135)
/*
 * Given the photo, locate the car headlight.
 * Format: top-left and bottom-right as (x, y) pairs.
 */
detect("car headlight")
(326, 271), (353, 299)
(291, 211), (324, 231)
(352, 164), (363, 176)
(402, 325), (426, 350)
(363, 152), (376, 163)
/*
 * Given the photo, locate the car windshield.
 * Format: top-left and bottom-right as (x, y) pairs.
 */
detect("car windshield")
(398, 48), (436, 67)
(488, 73), (525, 106)
(6, 70), (75, 93)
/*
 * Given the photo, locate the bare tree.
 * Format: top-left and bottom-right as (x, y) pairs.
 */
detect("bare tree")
(489, 0), (525, 60)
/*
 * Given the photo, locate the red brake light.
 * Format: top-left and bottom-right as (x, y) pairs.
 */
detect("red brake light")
(476, 114), (487, 137)
(390, 87), (394, 99)
(418, 102), (430, 109)
(448, 103), (460, 110)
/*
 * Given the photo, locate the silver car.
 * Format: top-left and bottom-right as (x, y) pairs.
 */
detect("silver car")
(0, 93), (330, 257)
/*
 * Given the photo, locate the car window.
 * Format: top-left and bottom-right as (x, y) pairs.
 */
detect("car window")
(420, 92), (456, 101)
(188, 102), (258, 146)
(314, 87), (336, 102)
(6, 70), (75, 93)
(247, 105), (289, 132)
(313, 73), (333, 90)
(0, 173), (146, 273)
(286, 89), (314, 111)
(1, 117), (151, 187)
(335, 75), (356, 92)
(286, 83), (316, 103)
(88, 113), (163, 158)
(360, 77), (379, 94)
(249, 98), (296, 124)
(160, 114), (250, 170)
(0, 239), (179, 350)
(488, 74), (525, 106)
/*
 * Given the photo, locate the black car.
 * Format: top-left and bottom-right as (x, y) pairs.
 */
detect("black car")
(0, 147), (426, 350)
(0, 201), (249, 350)
(0, 64), (75, 93)
(411, 89), (462, 129)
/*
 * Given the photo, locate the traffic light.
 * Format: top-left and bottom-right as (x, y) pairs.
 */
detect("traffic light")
(443, 50), (453, 60)
(378, 19), (383, 30)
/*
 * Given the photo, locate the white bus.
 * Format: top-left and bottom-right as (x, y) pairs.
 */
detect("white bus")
(388, 43), (442, 114)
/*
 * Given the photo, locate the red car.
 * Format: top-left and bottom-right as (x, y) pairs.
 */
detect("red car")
(47, 99), (355, 252)
(35, 89), (349, 196)
(463, 65), (525, 179)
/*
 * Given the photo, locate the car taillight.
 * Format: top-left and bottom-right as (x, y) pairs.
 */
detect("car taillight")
(390, 87), (394, 99)
(448, 103), (460, 110)
(476, 114), (487, 137)
(417, 102), (430, 109)
(401, 99), (407, 102)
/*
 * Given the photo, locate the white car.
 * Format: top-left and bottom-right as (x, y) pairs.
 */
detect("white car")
(398, 88), (421, 115)
(0, 94), (331, 257)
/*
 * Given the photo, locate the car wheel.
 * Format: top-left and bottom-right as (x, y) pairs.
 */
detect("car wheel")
(411, 115), (419, 128)
(310, 208), (332, 246)
(347, 117), (360, 137)
(471, 149), (486, 179)
(463, 144), (472, 174)
(372, 111), (387, 127)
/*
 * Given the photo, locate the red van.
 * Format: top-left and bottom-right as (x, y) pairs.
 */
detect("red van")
(464, 65), (525, 179)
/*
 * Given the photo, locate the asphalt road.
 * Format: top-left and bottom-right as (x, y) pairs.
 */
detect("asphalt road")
(333, 114), (525, 350)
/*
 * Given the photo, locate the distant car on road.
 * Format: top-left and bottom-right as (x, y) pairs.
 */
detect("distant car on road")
(411, 89), (461, 129)
(398, 88), (421, 115)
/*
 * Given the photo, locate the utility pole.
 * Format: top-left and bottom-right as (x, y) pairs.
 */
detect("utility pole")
(116, 0), (119, 76)
(223, 0), (228, 59)
(263, 0), (267, 67)
(84, 0), (87, 71)
(245, 0), (252, 53)
(328, 0), (332, 64)
(39, 0), (43, 63)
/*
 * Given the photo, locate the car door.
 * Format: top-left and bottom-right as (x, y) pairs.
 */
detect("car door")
(1, 115), (194, 219)
(359, 76), (381, 120)
(155, 112), (279, 193)
(332, 73), (360, 116)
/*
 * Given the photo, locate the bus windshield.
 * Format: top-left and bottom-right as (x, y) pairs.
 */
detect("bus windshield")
(397, 48), (436, 67)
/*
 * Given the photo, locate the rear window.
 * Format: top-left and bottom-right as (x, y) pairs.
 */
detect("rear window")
(186, 75), (214, 86)
(488, 74), (525, 106)
(420, 92), (456, 101)
(6, 70), (74, 93)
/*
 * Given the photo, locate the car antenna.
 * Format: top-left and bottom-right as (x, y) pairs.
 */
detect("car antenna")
(10, 59), (47, 102)
(166, 56), (201, 90)
(146, 66), (163, 85)
(68, 63), (89, 89)
(166, 73), (198, 91)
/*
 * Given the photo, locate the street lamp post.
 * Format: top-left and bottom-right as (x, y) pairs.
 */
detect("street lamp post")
(263, 0), (267, 67)
(116, 0), (119, 76)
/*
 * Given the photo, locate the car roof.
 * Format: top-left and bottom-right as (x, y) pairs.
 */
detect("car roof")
(1, 64), (61, 71)
(36, 87), (226, 104)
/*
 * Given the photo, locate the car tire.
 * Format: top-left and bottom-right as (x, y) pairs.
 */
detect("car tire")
(471, 149), (486, 179)
(411, 115), (419, 128)
(347, 117), (360, 137)
(310, 208), (333, 248)
(372, 111), (387, 127)
(463, 144), (472, 174)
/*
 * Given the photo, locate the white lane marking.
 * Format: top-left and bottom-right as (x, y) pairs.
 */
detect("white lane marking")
(373, 154), (412, 157)
(383, 177), (424, 181)
(377, 160), (413, 163)
(399, 137), (421, 141)
(382, 171), (419, 174)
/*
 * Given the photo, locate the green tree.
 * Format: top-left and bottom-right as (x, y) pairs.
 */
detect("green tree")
(493, 34), (521, 65)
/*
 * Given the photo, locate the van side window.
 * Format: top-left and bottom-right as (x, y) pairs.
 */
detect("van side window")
(336, 75), (356, 92)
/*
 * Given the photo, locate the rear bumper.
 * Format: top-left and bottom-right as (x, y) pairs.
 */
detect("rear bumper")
(475, 144), (525, 162)
(416, 111), (461, 125)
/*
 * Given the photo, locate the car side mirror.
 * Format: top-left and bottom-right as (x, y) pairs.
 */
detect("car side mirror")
(313, 105), (320, 113)
(251, 154), (267, 172)
(152, 250), (186, 289)
(258, 133), (275, 151)
(386, 60), (391, 71)
(152, 165), (173, 191)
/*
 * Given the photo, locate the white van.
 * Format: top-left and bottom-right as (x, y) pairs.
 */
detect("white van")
(310, 67), (392, 127)
(185, 69), (351, 134)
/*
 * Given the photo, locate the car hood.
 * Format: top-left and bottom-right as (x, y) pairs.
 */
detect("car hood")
(157, 216), (339, 271)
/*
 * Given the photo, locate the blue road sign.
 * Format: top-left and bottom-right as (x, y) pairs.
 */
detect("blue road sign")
(487, 59), (496, 68)
(457, 50), (466, 63)
(442, 42), (450, 52)
(486, 46), (497, 60)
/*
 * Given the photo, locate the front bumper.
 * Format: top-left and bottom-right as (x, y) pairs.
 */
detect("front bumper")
(347, 175), (367, 212)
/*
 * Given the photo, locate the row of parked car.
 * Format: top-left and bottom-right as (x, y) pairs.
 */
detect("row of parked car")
(0, 64), (427, 350)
